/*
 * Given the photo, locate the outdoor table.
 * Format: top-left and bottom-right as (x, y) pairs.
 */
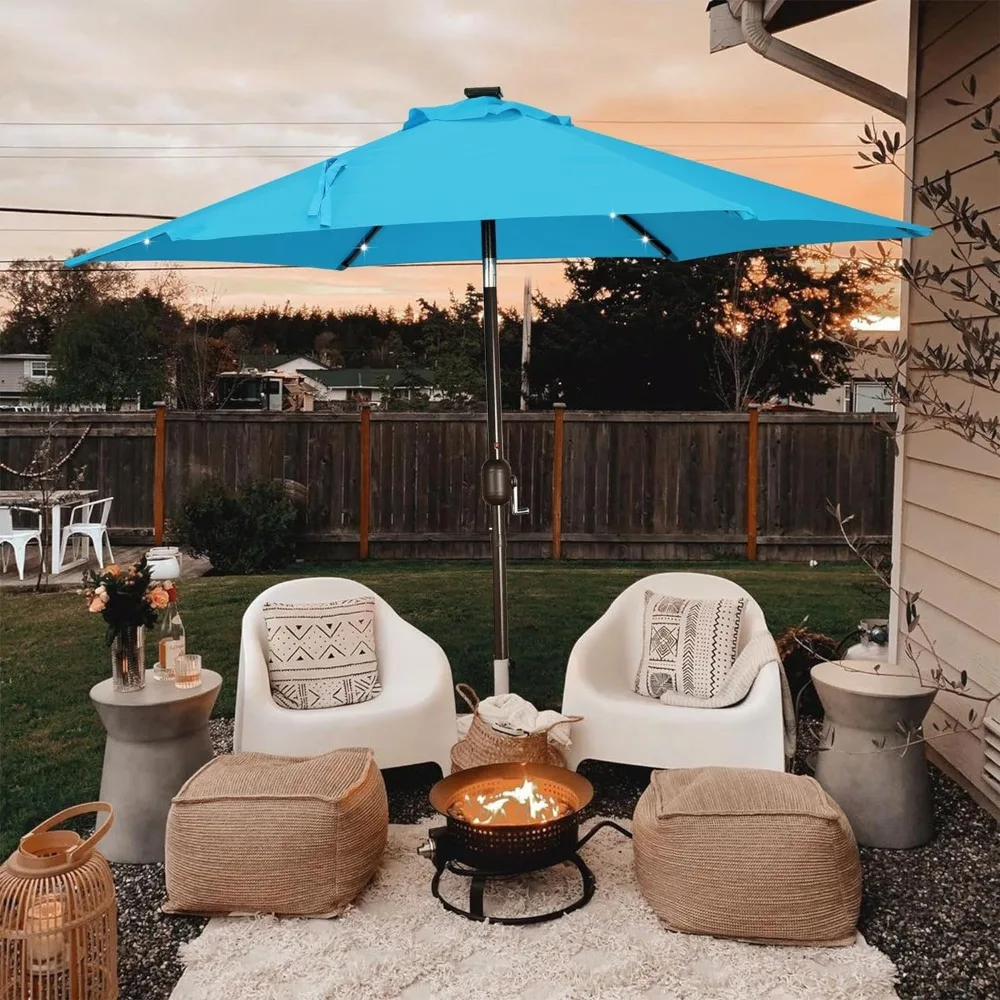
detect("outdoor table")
(89, 670), (222, 864)
(0, 489), (98, 575)
(811, 659), (936, 849)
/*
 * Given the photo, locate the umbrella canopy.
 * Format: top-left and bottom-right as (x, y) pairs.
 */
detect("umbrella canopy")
(67, 91), (929, 698)
(68, 94), (927, 270)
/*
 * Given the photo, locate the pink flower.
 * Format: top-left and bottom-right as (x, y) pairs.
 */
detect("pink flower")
(147, 587), (170, 610)
(88, 596), (106, 613)
(104, 564), (121, 578)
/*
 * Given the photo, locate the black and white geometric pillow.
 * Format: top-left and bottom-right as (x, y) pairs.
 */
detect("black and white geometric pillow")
(263, 598), (381, 710)
(635, 591), (745, 700)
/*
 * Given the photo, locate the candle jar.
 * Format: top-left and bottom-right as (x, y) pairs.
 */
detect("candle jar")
(174, 653), (202, 690)
(24, 892), (66, 970)
(110, 625), (146, 693)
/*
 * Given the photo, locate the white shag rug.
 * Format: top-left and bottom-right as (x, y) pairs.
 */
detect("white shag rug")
(170, 821), (899, 1000)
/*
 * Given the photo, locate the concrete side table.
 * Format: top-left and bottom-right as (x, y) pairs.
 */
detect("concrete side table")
(90, 670), (222, 863)
(811, 659), (936, 849)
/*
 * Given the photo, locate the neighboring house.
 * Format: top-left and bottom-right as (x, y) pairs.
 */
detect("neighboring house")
(237, 353), (329, 374)
(809, 378), (893, 413)
(0, 353), (54, 409)
(299, 367), (442, 407)
(708, 0), (1000, 808)
(809, 355), (897, 413)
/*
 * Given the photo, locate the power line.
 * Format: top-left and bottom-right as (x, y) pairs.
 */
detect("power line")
(0, 206), (175, 220)
(0, 141), (862, 150)
(0, 262), (287, 270)
(0, 118), (900, 127)
(0, 259), (570, 272)
(0, 151), (859, 161)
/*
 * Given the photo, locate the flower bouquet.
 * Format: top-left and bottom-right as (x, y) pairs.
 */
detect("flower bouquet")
(84, 556), (172, 692)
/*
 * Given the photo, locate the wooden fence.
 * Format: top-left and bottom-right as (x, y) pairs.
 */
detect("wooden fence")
(0, 408), (896, 561)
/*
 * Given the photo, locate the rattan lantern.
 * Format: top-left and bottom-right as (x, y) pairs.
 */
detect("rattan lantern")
(0, 803), (117, 1000)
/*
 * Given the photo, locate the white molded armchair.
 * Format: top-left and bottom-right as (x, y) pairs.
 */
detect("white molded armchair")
(60, 497), (114, 569)
(235, 577), (457, 774)
(562, 572), (785, 772)
(0, 506), (43, 580)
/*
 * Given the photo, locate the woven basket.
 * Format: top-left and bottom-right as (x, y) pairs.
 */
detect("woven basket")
(163, 748), (388, 917)
(450, 684), (582, 773)
(633, 767), (862, 947)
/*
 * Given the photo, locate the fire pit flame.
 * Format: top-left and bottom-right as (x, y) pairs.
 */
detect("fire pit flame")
(454, 777), (567, 826)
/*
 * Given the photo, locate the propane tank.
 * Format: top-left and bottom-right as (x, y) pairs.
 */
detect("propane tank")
(842, 618), (890, 661)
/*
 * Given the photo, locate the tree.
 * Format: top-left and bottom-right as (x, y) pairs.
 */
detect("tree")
(828, 79), (999, 457)
(36, 290), (183, 410)
(0, 254), (135, 353)
(171, 305), (243, 410)
(313, 331), (344, 368)
(417, 285), (521, 409)
(528, 249), (885, 411)
(812, 76), (1000, 759)
(0, 421), (91, 589)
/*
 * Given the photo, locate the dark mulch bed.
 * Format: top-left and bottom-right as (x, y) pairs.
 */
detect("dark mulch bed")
(113, 718), (998, 1000)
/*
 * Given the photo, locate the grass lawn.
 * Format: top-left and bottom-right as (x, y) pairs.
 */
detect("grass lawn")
(0, 559), (885, 857)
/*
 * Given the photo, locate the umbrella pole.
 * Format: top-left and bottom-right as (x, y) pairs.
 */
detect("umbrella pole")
(480, 219), (510, 695)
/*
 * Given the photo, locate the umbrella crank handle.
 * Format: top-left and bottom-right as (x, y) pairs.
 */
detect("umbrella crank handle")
(511, 475), (529, 516)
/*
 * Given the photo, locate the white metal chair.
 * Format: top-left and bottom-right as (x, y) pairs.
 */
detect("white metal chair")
(562, 572), (785, 772)
(0, 506), (43, 580)
(60, 497), (114, 570)
(235, 577), (458, 774)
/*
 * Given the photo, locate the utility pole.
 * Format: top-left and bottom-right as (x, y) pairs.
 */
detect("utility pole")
(520, 276), (532, 411)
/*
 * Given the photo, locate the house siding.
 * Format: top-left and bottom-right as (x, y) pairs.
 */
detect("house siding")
(895, 0), (1000, 803)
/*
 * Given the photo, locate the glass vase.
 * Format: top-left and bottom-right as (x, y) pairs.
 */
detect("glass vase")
(110, 626), (146, 693)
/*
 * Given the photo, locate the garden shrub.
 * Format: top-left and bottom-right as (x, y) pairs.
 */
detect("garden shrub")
(172, 477), (298, 574)
(775, 625), (837, 720)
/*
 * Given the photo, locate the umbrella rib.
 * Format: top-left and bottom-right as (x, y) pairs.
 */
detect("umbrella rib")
(338, 225), (382, 269)
(619, 215), (674, 260)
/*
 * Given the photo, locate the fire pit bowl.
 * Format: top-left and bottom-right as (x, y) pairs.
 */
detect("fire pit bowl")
(426, 762), (593, 872)
(419, 762), (630, 924)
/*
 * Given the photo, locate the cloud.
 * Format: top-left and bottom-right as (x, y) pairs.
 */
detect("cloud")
(1, 0), (910, 310)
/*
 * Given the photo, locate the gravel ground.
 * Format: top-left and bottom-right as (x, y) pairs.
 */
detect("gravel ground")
(112, 717), (998, 1000)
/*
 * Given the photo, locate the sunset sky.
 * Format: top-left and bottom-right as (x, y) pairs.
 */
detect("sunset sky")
(0, 0), (910, 313)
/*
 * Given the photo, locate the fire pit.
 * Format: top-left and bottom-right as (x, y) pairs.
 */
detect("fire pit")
(418, 762), (631, 924)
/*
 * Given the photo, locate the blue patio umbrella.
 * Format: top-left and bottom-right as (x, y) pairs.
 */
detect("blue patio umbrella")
(68, 87), (929, 695)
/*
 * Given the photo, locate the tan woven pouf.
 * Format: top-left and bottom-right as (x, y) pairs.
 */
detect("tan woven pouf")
(163, 747), (388, 917)
(633, 767), (862, 946)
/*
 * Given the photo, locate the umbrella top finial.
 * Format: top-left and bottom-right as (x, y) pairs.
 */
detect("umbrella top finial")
(463, 86), (503, 100)
(404, 96), (571, 130)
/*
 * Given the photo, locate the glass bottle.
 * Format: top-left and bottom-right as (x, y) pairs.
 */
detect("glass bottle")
(154, 586), (185, 681)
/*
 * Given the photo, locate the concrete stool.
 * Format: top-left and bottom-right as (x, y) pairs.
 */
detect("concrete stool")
(90, 670), (221, 863)
(812, 659), (936, 849)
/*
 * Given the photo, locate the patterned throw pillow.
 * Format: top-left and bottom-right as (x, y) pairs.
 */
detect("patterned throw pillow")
(635, 591), (746, 699)
(263, 598), (381, 709)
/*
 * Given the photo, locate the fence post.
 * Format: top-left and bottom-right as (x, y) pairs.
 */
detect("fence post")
(551, 403), (566, 559)
(746, 404), (759, 561)
(153, 401), (166, 544)
(359, 404), (371, 560)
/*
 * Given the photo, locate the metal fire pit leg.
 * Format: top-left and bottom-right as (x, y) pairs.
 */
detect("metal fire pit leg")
(469, 875), (487, 918)
(430, 855), (596, 926)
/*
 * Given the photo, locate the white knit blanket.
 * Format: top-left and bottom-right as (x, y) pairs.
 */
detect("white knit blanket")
(658, 632), (797, 762)
(456, 693), (576, 747)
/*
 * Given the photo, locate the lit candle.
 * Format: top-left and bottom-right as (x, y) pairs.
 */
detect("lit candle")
(24, 894), (65, 966)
